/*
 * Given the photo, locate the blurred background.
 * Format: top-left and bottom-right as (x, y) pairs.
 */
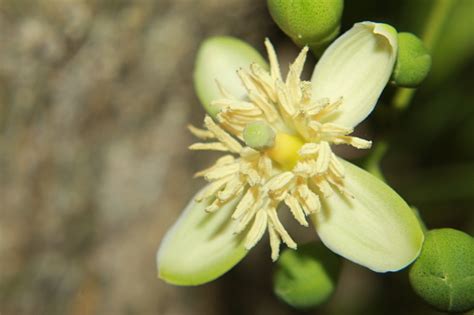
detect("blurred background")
(0, 0), (472, 314)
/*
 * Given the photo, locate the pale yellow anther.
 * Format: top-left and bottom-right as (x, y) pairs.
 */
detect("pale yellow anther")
(298, 143), (319, 156)
(205, 199), (221, 213)
(265, 171), (294, 192)
(232, 188), (257, 220)
(245, 210), (268, 250)
(293, 160), (318, 176)
(194, 155), (234, 178)
(264, 38), (282, 82)
(301, 186), (321, 213)
(330, 156), (345, 175)
(195, 176), (230, 201)
(267, 208), (297, 249)
(203, 163), (240, 181)
(313, 177), (334, 197)
(235, 201), (258, 234)
(204, 116), (242, 153)
(218, 176), (243, 201)
(258, 155), (273, 178)
(189, 142), (229, 152)
(188, 125), (214, 139)
(268, 224), (281, 261)
(316, 142), (331, 173)
(284, 194), (309, 226)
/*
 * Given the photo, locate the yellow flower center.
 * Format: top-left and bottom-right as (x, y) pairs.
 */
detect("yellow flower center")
(266, 132), (304, 171)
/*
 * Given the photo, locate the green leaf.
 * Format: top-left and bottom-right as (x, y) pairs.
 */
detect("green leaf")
(409, 228), (474, 312)
(157, 188), (248, 286)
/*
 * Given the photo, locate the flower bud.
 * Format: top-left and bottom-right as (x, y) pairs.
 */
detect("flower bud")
(409, 228), (474, 312)
(392, 32), (431, 88)
(273, 242), (341, 309)
(267, 0), (343, 54)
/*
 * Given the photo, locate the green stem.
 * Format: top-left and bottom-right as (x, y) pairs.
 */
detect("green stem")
(392, 0), (454, 111)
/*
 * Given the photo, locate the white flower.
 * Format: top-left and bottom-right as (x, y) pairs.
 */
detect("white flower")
(157, 22), (424, 286)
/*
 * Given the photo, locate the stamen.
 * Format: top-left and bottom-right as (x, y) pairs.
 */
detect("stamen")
(194, 155), (235, 178)
(267, 207), (297, 249)
(232, 188), (257, 220)
(202, 163), (240, 181)
(188, 125), (214, 139)
(195, 176), (231, 202)
(189, 142), (229, 151)
(298, 143), (319, 156)
(245, 209), (268, 250)
(315, 141), (331, 173)
(268, 224), (281, 261)
(264, 38), (282, 82)
(284, 194), (309, 226)
(204, 116), (242, 153)
(218, 176), (244, 201)
(235, 203), (257, 234)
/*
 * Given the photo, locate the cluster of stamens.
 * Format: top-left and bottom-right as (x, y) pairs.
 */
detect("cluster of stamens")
(189, 39), (372, 260)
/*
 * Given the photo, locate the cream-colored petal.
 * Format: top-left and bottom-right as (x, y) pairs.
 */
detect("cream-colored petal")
(194, 36), (268, 118)
(311, 22), (398, 128)
(157, 187), (246, 285)
(312, 160), (424, 272)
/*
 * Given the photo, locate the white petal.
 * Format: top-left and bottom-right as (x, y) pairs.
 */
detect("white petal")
(194, 36), (268, 118)
(311, 22), (398, 128)
(312, 159), (424, 272)
(157, 187), (247, 285)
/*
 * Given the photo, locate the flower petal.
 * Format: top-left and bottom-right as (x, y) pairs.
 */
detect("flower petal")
(157, 187), (247, 285)
(311, 22), (398, 128)
(312, 160), (424, 272)
(194, 36), (268, 118)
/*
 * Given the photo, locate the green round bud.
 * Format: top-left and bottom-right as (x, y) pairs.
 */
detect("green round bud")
(392, 32), (432, 88)
(267, 0), (343, 53)
(243, 121), (276, 150)
(409, 228), (474, 312)
(273, 242), (341, 309)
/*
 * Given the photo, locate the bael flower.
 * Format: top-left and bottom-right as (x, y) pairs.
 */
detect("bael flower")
(157, 22), (424, 286)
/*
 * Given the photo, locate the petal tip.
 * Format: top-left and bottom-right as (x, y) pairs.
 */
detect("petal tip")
(314, 160), (425, 273)
(373, 23), (398, 50)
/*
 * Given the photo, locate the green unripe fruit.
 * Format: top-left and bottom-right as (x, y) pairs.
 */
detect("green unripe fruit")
(243, 121), (276, 150)
(267, 0), (343, 54)
(273, 242), (341, 309)
(392, 32), (432, 88)
(409, 228), (474, 312)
